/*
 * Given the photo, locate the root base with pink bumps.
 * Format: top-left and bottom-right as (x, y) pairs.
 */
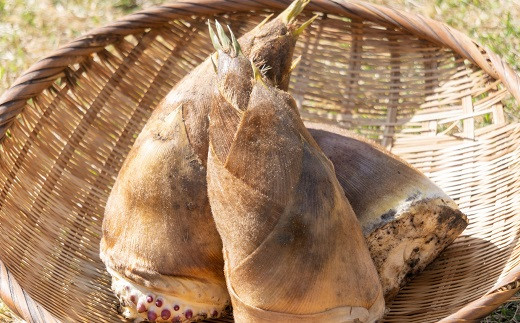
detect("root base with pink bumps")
(109, 269), (229, 322)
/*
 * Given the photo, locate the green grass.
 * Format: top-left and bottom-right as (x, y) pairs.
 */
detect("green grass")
(373, 0), (520, 72)
(0, 0), (163, 94)
(482, 294), (520, 322)
(0, 0), (518, 322)
(0, 0), (518, 95)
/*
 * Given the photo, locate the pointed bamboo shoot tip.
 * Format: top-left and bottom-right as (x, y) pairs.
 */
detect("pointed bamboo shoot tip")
(280, 0), (310, 24)
(208, 21), (221, 51)
(256, 13), (274, 30)
(290, 55), (302, 72)
(227, 25), (242, 56)
(293, 14), (319, 37)
(215, 20), (230, 51)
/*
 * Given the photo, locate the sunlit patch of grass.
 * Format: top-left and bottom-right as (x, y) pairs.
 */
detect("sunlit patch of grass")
(374, 0), (520, 74)
(481, 293), (520, 322)
(0, 0), (162, 94)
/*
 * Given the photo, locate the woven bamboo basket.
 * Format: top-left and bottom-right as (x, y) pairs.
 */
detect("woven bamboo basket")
(0, 0), (519, 322)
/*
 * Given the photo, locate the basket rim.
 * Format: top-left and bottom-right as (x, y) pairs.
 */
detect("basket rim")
(0, 0), (519, 145)
(0, 0), (519, 321)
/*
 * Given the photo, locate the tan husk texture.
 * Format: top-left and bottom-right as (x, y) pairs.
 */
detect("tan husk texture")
(305, 122), (469, 301)
(206, 28), (384, 322)
(99, 1), (310, 321)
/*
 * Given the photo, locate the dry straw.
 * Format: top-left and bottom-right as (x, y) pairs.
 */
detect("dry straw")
(0, 0), (519, 322)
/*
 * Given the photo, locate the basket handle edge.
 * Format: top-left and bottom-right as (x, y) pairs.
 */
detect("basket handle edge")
(439, 264), (520, 322)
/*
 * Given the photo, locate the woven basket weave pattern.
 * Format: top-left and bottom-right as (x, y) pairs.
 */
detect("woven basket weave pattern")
(0, 1), (519, 322)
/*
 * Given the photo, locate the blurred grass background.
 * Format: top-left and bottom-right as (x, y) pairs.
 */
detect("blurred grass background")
(0, 0), (519, 322)
(1, 0), (519, 94)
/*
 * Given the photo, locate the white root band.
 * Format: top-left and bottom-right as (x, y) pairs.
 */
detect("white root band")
(108, 268), (230, 322)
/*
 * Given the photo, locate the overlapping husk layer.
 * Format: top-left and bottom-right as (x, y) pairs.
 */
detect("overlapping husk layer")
(99, 2), (309, 320)
(206, 35), (384, 322)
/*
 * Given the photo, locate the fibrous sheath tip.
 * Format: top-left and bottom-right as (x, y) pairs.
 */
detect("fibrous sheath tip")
(215, 20), (231, 50)
(227, 25), (242, 56)
(280, 0), (311, 24)
(208, 20), (222, 51)
(290, 55), (302, 72)
(293, 14), (319, 37)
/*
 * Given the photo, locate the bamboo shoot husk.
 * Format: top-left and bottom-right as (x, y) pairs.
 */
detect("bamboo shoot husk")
(206, 29), (385, 323)
(306, 122), (469, 301)
(99, 2), (311, 321)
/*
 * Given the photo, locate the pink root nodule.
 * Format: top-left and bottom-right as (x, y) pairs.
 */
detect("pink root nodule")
(137, 303), (146, 313)
(161, 309), (171, 320)
(147, 311), (158, 322)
